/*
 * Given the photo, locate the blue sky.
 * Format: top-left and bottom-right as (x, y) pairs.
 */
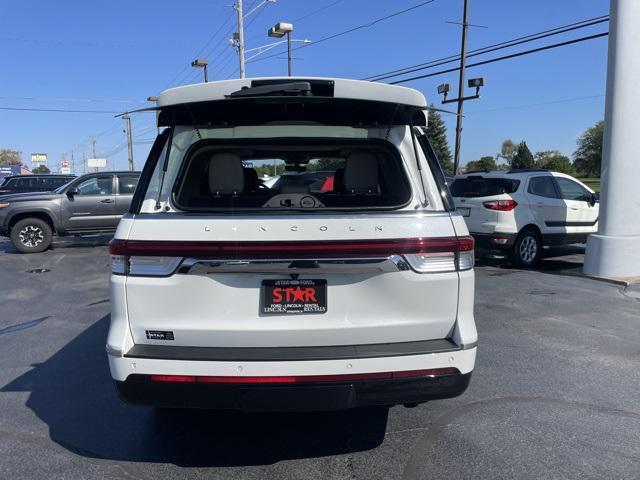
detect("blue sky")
(0, 0), (609, 172)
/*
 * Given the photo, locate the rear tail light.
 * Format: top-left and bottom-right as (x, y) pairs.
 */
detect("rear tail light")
(149, 368), (460, 384)
(109, 254), (182, 276)
(483, 199), (517, 211)
(109, 236), (475, 275)
(403, 236), (474, 273)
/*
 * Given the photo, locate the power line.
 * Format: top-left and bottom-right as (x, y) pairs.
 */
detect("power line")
(389, 31), (609, 85)
(0, 95), (137, 104)
(162, 11), (236, 89)
(465, 94), (605, 114)
(0, 106), (122, 113)
(294, 0), (345, 23)
(245, 0), (346, 43)
(247, 0), (438, 64)
(364, 15), (609, 81)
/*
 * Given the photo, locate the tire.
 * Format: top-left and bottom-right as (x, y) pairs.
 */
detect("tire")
(510, 228), (542, 267)
(10, 218), (53, 253)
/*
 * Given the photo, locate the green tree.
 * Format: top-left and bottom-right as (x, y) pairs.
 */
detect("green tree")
(573, 120), (604, 177)
(511, 141), (535, 169)
(465, 156), (497, 172)
(0, 149), (23, 165)
(32, 165), (51, 174)
(312, 158), (344, 171)
(497, 139), (517, 167)
(534, 150), (573, 174)
(426, 108), (453, 174)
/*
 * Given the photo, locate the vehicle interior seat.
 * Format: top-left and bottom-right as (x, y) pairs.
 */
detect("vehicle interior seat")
(208, 153), (245, 196)
(343, 151), (380, 194)
(243, 167), (262, 193)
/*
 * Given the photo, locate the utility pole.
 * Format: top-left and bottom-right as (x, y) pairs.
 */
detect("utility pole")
(81, 145), (87, 174)
(437, 0), (485, 175)
(71, 150), (75, 175)
(90, 136), (98, 172)
(452, 0), (469, 175)
(236, 0), (246, 78)
(123, 113), (134, 171)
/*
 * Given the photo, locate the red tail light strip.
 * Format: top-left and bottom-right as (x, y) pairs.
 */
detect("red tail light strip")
(149, 368), (460, 384)
(483, 200), (518, 211)
(109, 237), (474, 259)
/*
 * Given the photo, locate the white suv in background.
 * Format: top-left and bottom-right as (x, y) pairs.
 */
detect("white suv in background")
(451, 169), (599, 266)
(106, 77), (477, 412)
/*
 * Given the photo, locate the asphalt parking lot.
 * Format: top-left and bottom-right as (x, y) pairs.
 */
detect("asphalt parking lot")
(1, 237), (639, 479)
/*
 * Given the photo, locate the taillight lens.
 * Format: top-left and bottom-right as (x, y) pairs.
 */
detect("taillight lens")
(110, 254), (128, 275)
(108, 236), (475, 275)
(403, 236), (474, 273)
(128, 256), (182, 276)
(483, 199), (517, 211)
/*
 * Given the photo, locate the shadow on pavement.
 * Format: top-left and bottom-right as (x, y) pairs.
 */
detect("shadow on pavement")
(1, 315), (388, 467)
(0, 236), (112, 254)
(476, 244), (586, 277)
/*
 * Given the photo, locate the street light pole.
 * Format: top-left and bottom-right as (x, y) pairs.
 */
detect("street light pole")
(453, 0), (469, 175)
(287, 31), (292, 76)
(268, 22), (295, 76)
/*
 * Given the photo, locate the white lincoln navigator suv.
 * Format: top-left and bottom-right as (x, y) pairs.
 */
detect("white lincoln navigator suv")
(107, 78), (477, 411)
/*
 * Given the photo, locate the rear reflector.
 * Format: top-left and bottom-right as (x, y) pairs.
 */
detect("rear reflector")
(109, 237), (474, 259)
(149, 368), (460, 384)
(150, 375), (196, 383)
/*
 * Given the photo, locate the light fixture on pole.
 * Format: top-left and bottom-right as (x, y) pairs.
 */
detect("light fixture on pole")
(191, 59), (209, 82)
(268, 22), (294, 76)
(436, 76), (484, 173)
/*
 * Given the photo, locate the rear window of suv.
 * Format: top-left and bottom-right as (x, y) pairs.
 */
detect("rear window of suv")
(450, 176), (520, 198)
(171, 139), (411, 212)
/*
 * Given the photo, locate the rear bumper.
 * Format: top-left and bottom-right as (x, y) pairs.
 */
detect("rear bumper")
(115, 372), (472, 411)
(108, 345), (476, 411)
(472, 232), (517, 258)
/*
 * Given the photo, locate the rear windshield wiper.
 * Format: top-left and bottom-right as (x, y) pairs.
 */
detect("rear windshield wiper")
(227, 82), (312, 98)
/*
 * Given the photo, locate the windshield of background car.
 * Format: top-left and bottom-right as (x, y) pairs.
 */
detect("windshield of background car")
(53, 178), (77, 193)
(141, 126), (414, 213)
(0, 177), (11, 187)
(450, 177), (520, 198)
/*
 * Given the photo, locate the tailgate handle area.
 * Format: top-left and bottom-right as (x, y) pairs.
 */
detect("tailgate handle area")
(177, 256), (410, 275)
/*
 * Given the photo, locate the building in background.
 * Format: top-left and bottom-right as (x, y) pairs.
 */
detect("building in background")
(30, 153), (48, 170)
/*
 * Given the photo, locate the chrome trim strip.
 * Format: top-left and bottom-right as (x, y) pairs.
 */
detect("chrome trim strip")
(177, 256), (407, 275)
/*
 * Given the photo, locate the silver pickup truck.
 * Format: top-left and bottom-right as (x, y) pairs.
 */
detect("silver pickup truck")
(0, 171), (140, 253)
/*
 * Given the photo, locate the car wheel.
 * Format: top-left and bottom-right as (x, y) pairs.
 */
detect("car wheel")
(510, 229), (541, 267)
(10, 218), (53, 253)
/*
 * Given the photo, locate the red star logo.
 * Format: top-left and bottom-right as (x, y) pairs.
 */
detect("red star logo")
(291, 287), (307, 302)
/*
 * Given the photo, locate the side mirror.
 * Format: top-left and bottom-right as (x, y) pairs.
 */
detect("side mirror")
(588, 193), (597, 207)
(66, 187), (78, 197)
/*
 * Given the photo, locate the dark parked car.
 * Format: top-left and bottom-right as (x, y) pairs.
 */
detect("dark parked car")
(0, 174), (76, 195)
(0, 171), (140, 253)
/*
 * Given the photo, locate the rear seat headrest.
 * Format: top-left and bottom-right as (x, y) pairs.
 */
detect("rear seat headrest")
(208, 153), (244, 195)
(343, 151), (380, 194)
